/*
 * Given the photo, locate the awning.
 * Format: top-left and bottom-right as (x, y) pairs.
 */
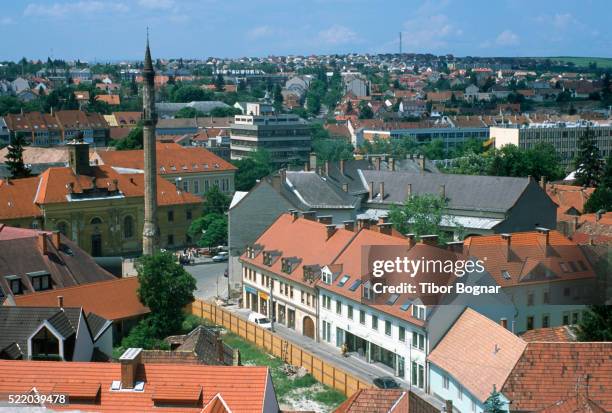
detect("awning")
(245, 285), (257, 295)
(258, 291), (269, 300)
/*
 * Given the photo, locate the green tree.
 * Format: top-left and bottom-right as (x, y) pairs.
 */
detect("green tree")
(209, 106), (242, 117)
(188, 213), (224, 245)
(388, 194), (461, 244)
(576, 305), (612, 341)
(484, 388), (506, 413)
(199, 215), (228, 247)
(5, 135), (31, 179)
(214, 74), (225, 92)
(574, 127), (604, 187)
(112, 125), (143, 150)
(171, 85), (213, 102)
(175, 107), (205, 118)
(136, 251), (196, 338)
(584, 155), (612, 212)
(273, 84), (283, 109)
(203, 185), (230, 215)
(232, 149), (275, 191)
(358, 101), (373, 119)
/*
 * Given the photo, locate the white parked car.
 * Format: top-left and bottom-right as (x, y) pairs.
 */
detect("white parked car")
(212, 251), (229, 262)
(248, 312), (272, 330)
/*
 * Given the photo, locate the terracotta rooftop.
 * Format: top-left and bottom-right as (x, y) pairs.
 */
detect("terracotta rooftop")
(520, 326), (577, 342)
(96, 94), (121, 105)
(96, 142), (236, 174)
(0, 359), (273, 412)
(546, 183), (595, 222)
(537, 394), (607, 413)
(502, 342), (612, 412)
(334, 389), (408, 413)
(463, 230), (596, 287)
(12, 276), (149, 321)
(428, 308), (527, 403)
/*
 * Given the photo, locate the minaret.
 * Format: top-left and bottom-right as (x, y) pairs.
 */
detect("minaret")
(142, 35), (159, 255)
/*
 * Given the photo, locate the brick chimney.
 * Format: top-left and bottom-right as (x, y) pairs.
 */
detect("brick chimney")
(119, 348), (143, 389)
(304, 162), (309, 172)
(388, 157), (395, 171)
(374, 157), (381, 171)
(309, 153), (317, 171)
(406, 233), (416, 248)
(446, 241), (464, 254)
(51, 231), (61, 250)
(340, 159), (345, 175)
(317, 215), (332, 225)
(325, 224), (336, 240)
(379, 182), (385, 201)
(419, 235), (438, 246)
(378, 223), (392, 235)
(540, 175), (547, 190)
(302, 211), (316, 221)
(417, 155), (425, 173)
(501, 233), (512, 262)
(57, 295), (64, 309)
(37, 233), (48, 255)
(289, 209), (299, 221)
(536, 227), (550, 256)
(357, 218), (371, 230)
(343, 220), (355, 231)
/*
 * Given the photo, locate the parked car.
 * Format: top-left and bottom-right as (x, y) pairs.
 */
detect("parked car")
(373, 376), (401, 389)
(212, 251), (229, 262)
(248, 312), (272, 330)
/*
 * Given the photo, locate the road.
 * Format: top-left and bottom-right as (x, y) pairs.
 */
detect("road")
(185, 261), (230, 300)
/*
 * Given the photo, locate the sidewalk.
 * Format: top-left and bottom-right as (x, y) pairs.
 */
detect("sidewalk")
(224, 304), (444, 409)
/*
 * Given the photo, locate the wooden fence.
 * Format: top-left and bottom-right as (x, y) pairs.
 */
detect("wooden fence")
(189, 299), (371, 397)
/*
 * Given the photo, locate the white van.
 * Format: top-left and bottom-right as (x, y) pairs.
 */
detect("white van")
(248, 312), (272, 330)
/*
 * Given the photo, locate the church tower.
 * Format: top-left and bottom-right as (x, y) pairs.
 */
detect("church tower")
(142, 36), (159, 255)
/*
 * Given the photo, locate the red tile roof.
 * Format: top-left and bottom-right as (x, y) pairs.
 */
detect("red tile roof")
(502, 342), (612, 412)
(334, 389), (408, 413)
(13, 277), (149, 321)
(428, 308), (527, 402)
(96, 94), (121, 105)
(520, 326), (577, 342)
(538, 394), (607, 413)
(463, 230), (596, 287)
(546, 184), (595, 221)
(0, 360), (272, 412)
(0, 177), (43, 219)
(97, 142), (236, 174)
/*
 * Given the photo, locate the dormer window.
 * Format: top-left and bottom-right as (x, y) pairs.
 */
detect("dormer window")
(6, 275), (22, 295)
(28, 271), (51, 292)
(321, 269), (332, 285)
(412, 305), (426, 320)
(363, 281), (373, 301)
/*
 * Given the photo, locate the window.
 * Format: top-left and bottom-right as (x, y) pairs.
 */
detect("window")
(371, 315), (378, 330)
(336, 300), (342, 315)
(123, 216), (134, 239)
(31, 327), (60, 360)
(167, 234), (174, 245)
(413, 332), (425, 350)
(563, 312), (570, 325)
(359, 310), (365, 325)
(322, 295), (331, 310)
(443, 375), (449, 390)
(542, 314), (550, 328)
(347, 305), (353, 319)
(564, 287), (571, 297)
(458, 385), (463, 400)
(472, 399), (477, 412)
(56, 221), (68, 236)
(186, 210), (192, 220)
(572, 312), (579, 324)
(90, 217), (102, 225)
(322, 321), (331, 342)
(9, 278), (22, 295)
(182, 180), (189, 192)
(399, 326), (405, 342)
(337, 274), (350, 287)
(167, 210), (174, 222)
(527, 316), (534, 330)
(193, 180), (200, 194)
(385, 320), (391, 336)
(543, 291), (550, 304)
(31, 274), (50, 291)
(527, 292), (534, 306)
(500, 318), (508, 329)
(412, 305), (425, 320)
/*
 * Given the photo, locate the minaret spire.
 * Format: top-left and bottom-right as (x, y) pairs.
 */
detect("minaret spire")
(142, 34), (158, 256)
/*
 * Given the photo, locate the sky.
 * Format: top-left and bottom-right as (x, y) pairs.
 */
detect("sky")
(0, 0), (611, 62)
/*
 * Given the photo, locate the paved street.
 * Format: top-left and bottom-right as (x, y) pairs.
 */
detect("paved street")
(185, 261), (230, 300)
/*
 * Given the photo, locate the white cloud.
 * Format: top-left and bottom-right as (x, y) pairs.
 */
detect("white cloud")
(137, 0), (174, 10)
(317, 25), (358, 45)
(24, 1), (128, 18)
(0, 17), (13, 25)
(247, 25), (275, 40)
(401, 14), (462, 51)
(496, 30), (520, 46)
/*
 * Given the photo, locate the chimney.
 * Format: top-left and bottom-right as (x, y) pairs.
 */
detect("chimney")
(439, 184), (446, 199)
(119, 348), (143, 389)
(324, 161), (330, 176)
(37, 233), (48, 255)
(406, 183), (412, 198)
(388, 157), (395, 171)
(340, 159), (345, 175)
(279, 168), (287, 183)
(540, 175), (547, 190)
(501, 233), (512, 262)
(342, 183), (349, 192)
(445, 400), (453, 413)
(536, 227), (550, 256)
(302, 211), (316, 221)
(343, 220), (355, 231)
(325, 224), (337, 239)
(406, 233), (416, 248)
(309, 153), (317, 171)
(317, 215), (333, 225)
(51, 231), (61, 250)
(374, 157), (381, 171)
(379, 182), (385, 201)
(67, 136), (91, 176)
(419, 234), (439, 246)
(357, 218), (371, 230)
(304, 162), (309, 172)
(289, 209), (299, 221)
(368, 181), (374, 201)
(446, 241), (464, 254)
(57, 295), (64, 309)
(378, 223), (392, 235)
(417, 155), (425, 173)
(596, 209), (604, 222)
